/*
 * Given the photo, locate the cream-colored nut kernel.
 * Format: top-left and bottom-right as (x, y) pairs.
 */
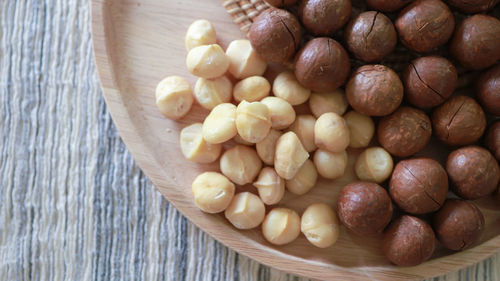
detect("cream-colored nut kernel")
(261, 96), (296, 130)
(233, 76), (271, 102)
(355, 147), (394, 183)
(185, 19), (217, 51)
(262, 208), (301, 245)
(253, 167), (285, 205)
(256, 129), (282, 165)
(155, 76), (194, 120)
(180, 123), (222, 163)
(344, 111), (375, 148)
(314, 112), (350, 153)
(226, 39), (267, 79)
(301, 203), (340, 248)
(235, 101), (272, 143)
(289, 115), (317, 152)
(274, 132), (309, 180)
(233, 134), (253, 146)
(313, 149), (348, 180)
(186, 44), (230, 79)
(285, 159), (318, 195)
(192, 172), (235, 213)
(308, 89), (348, 118)
(273, 71), (311, 105)
(202, 103), (237, 144)
(194, 76), (232, 110)
(220, 145), (262, 185)
(224, 192), (265, 229)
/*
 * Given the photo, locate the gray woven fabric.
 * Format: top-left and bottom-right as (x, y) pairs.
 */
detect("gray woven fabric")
(0, 1), (498, 280)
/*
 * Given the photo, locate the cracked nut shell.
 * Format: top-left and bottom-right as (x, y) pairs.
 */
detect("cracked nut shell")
(295, 37), (351, 92)
(450, 15), (500, 70)
(403, 56), (457, 109)
(298, 0), (351, 36)
(446, 146), (500, 200)
(395, 0), (455, 53)
(337, 182), (393, 236)
(432, 96), (486, 146)
(378, 107), (432, 157)
(432, 199), (485, 251)
(390, 158), (448, 214)
(485, 121), (500, 161)
(366, 0), (412, 12)
(265, 0), (298, 7)
(248, 8), (301, 64)
(382, 215), (436, 266)
(476, 65), (500, 116)
(344, 11), (397, 63)
(346, 64), (403, 116)
(447, 0), (499, 14)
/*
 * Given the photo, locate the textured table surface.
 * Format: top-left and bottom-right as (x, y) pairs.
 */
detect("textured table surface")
(0, 1), (499, 280)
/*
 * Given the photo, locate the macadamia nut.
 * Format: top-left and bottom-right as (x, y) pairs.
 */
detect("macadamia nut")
(308, 90), (348, 118)
(226, 39), (267, 79)
(301, 203), (340, 248)
(186, 44), (230, 79)
(272, 71), (311, 106)
(233, 134), (253, 146)
(185, 19), (217, 51)
(220, 145), (262, 185)
(314, 112), (350, 153)
(298, 0), (351, 36)
(202, 103), (237, 144)
(194, 76), (232, 110)
(313, 149), (348, 180)
(192, 172), (235, 213)
(233, 76), (270, 102)
(253, 167), (285, 205)
(256, 129), (282, 165)
(289, 115), (317, 152)
(286, 159), (318, 195)
(155, 76), (194, 120)
(355, 147), (393, 184)
(261, 96), (296, 130)
(262, 208), (301, 245)
(235, 101), (271, 143)
(224, 192), (265, 229)
(180, 123), (222, 163)
(344, 111), (374, 148)
(275, 132), (309, 180)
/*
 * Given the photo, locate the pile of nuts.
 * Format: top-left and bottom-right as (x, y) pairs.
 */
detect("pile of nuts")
(155, 0), (500, 267)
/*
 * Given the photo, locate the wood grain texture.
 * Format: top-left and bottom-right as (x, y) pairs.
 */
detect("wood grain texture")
(91, 0), (500, 280)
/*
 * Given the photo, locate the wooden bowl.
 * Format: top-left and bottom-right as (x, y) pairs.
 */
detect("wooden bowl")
(91, 0), (500, 280)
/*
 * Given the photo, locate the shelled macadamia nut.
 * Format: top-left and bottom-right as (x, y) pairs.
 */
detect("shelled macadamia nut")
(344, 111), (374, 148)
(262, 208), (301, 245)
(253, 167), (285, 205)
(248, 8), (301, 64)
(486, 121), (500, 161)
(233, 76), (270, 103)
(301, 203), (340, 248)
(378, 107), (432, 157)
(295, 37), (351, 92)
(220, 145), (262, 185)
(450, 15), (500, 70)
(194, 76), (232, 110)
(233, 134), (253, 146)
(308, 90), (348, 119)
(286, 160), (318, 195)
(433, 200), (485, 251)
(275, 132), (309, 180)
(265, 0), (298, 7)
(355, 147), (393, 184)
(235, 101), (271, 143)
(185, 19), (217, 51)
(314, 112), (350, 153)
(383, 215), (436, 266)
(390, 158), (448, 214)
(202, 103), (237, 144)
(155, 76), (194, 120)
(344, 11), (397, 63)
(180, 123), (222, 163)
(447, 0), (499, 13)
(289, 115), (317, 152)
(256, 129), (282, 165)
(446, 146), (500, 200)
(272, 71), (311, 106)
(403, 56), (457, 109)
(337, 182), (393, 236)
(192, 172), (235, 213)
(226, 39), (267, 79)
(224, 192), (265, 229)
(432, 96), (486, 146)
(186, 44), (230, 79)
(298, 0), (351, 36)
(314, 149), (348, 180)
(261, 96), (296, 129)
(476, 65), (500, 116)
(395, 0), (455, 53)
(346, 65), (403, 117)
(366, 0), (411, 12)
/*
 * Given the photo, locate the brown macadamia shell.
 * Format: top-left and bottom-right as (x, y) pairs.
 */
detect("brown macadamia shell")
(298, 0), (352, 36)
(446, 0), (499, 13)
(446, 146), (500, 200)
(366, 0), (412, 12)
(476, 65), (500, 116)
(485, 121), (500, 161)
(265, 0), (298, 7)
(433, 200), (485, 251)
(432, 96), (486, 146)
